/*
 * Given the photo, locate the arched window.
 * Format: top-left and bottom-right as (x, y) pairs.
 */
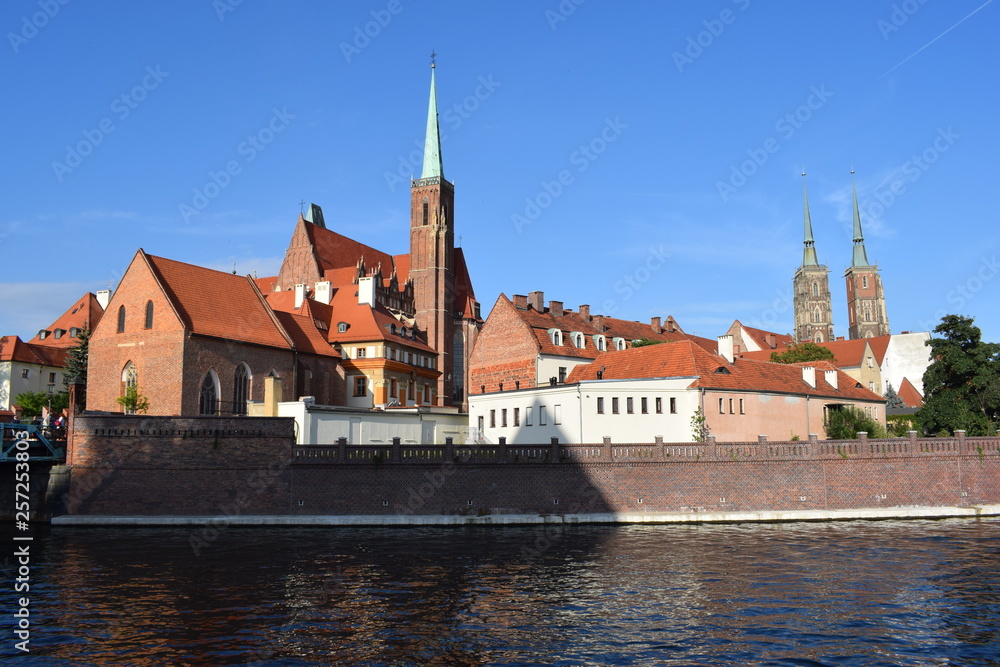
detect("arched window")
(199, 370), (219, 415)
(815, 332), (824, 343)
(233, 363), (251, 416)
(813, 308), (821, 323)
(144, 300), (154, 329)
(812, 281), (819, 297)
(613, 337), (626, 351)
(122, 362), (138, 414)
(422, 197), (429, 226)
(548, 328), (562, 346)
(593, 334), (606, 351)
(117, 305), (126, 333)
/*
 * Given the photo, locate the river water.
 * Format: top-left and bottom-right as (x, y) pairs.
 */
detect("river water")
(3, 518), (1000, 666)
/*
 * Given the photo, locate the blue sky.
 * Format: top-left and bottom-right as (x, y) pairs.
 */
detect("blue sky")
(3, 0), (999, 345)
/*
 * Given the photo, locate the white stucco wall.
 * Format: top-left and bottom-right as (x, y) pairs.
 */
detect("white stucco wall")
(278, 400), (469, 444)
(1, 361), (66, 411)
(535, 355), (591, 386)
(882, 332), (931, 396)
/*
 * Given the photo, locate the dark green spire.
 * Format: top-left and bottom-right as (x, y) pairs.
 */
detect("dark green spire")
(802, 171), (818, 267)
(420, 57), (443, 180)
(850, 170), (870, 267)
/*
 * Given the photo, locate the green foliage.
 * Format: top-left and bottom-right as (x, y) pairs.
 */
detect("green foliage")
(917, 315), (1000, 436)
(630, 338), (665, 348)
(770, 342), (836, 364)
(824, 406), (886, 440)
(63, 324), (90, 386)
(116, 385), (150, 414)
(690, 406), (709, 442)
(13, 391), (69, 418)
(883, 382), (905, 409)
(886, 413), (917, 437)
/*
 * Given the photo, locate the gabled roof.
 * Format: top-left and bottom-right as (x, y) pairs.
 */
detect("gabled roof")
(740, 337), (890, 369)
(567, 340), (883, 402)
(29, 292), (105, 349)
(272, 311), (339, 358)
(142, 251), (293, 350)
(0, 336), (67, 368)
(307, 222), (400, 280)
(324, 286), (436, 353)
(503, 295), (688, 359)
(734, 321), (795, 351)
(897, 377), (924, 408)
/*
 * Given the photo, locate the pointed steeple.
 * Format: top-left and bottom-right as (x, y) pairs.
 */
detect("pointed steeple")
(850, 169), (870, 267)
(801, 171), (818, 267)
(420, 54), (443, 180)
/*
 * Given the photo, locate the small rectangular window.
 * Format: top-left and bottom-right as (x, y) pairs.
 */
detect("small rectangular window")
(554, 404), (562, 425)
(641, 397), (648, 414)
(356, 347), (366, 358)
(48, 372), (57, 384)
(729, 398), (735, 414)
(21, 369), (30, 379)
(626, 397), (634, 414)
(354, 377), (367, 397)
(490, 409), (496, 428)
(526, 406), (533, 426)
(558, 367), (567, 383)
(513, 407), (520, 427)
(719, 398), (725, 414)
(597, 397), (604, 414)
(501, 409), (507, 427)
(655, 397), (663, 414)
(539, 406), (547, 425)
(669, 397), (677, 414)
(612, 397), (619, 414)
(739, 398), (745, 414)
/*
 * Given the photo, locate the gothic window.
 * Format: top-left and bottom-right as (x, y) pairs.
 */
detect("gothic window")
(862, 276), (869, 289)
(144, 300), (154, 329)
(813, 308), (821, 323)
(123, 361), (138, 389)
(422, 198), (428, 226)
(815, 332), (824, 343)
(233, 363), (251, 416)
(199, 371), (219, 415)
(864, 306), (872, 322)
(812, 281), (819, 297)
(117, 305), (126, 333)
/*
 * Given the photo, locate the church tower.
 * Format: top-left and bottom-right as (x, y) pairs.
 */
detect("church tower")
(793, 173), (835, 343)
(410, 58), (457, 405)
(844, 171), (890, 339)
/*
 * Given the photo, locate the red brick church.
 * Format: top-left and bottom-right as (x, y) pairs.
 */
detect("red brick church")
(87, 63), (482, 416)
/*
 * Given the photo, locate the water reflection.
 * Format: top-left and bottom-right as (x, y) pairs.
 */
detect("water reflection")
(2, 520), (998, 666)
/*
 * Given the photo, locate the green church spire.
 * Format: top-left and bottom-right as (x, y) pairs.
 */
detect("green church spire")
(802, 171), (818, 267)
(850, 169), (870, 267)
(420, 54), (443, 180)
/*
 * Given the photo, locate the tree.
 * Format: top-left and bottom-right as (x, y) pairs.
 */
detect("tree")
(918, 315), (1000, 436)
(64, 324), (91, 405)
(116, 385), (150, 414)
(630, 338), (665, 348)
(884, 382), (904, 409)
(770, 342), (836, 364)
(690, 406), (709, 442)
(824, 406), (886, 439)
(13, 390), (70, 419)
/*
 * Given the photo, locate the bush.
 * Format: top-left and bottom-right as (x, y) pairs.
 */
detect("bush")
(824, 406), (886, 439)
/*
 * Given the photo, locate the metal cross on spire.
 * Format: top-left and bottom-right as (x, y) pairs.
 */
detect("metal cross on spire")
(430, 50), (437, 68)
(299, 199), (306, 215)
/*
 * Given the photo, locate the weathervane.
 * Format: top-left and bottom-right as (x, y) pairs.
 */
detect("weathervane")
(430, 50), (437, 68)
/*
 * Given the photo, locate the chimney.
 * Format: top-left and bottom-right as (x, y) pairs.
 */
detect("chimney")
(358, 276), (375, 306)
(802, 366), (816, 388)
(824, 369), (838, 389)
(836, 336), (845, 341)
(665, 316), (677, 333)
(96, 289), (111, 310)
(528, 291), (544, 311)
(766, 333), (776, 349)
(294, 284), (306, 309)
(513, 294), (528, 310)
(550, 300), (563, 317)
(651, 316), (662, 333)
(717, 335), (734, 363)
(579, 304), (590, 321)
(315, 281), (332, 305)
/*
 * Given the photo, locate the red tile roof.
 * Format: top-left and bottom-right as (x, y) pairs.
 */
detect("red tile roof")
(503, 295), (689, 360)
(738, 323), (795, 350)
(29, 292), (105, 349)
(897, 376), (924, 408)
(0, 336), (67, 368)
(740, 338), (873, 368)
(272, 311), (339, 358)
(323, 287), (437, 353)
(567, 340), (883, 402)
(143, 252), (293, 350)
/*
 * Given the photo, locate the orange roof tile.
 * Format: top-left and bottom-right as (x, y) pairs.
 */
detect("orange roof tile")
(29, 292), (105, 349)
(739, 323), (795, 350)
(143, 252), (292, 350)
(326, 287), (437, 353)
(897, 377), (924, 407)
(272, 311), (339, 358)
(567, 340), (883, 402)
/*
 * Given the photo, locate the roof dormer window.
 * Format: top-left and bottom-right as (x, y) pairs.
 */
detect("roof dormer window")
(70, 327), (80, 338)
(593, 334), (607, 351)
(548, 328), (563, 346)
(54, 329), (65, 339)
(612, 337), (626, 351)
(570, 332), (585, 349)
(337, 322), (349, 333)
(37, 330), (49, 340)
(390, 324), (397, 335)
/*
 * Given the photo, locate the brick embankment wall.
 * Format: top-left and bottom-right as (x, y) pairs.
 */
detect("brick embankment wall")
(60, 418), (1000, 519)
(63, 415), (295, 516)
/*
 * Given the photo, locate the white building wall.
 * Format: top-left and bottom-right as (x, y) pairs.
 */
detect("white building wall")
(536, 355), (590, 386)
(278, 400), (469, 444)
(469, 377), (699, 444)
(883, 332), (932, 396)
(1, 361), (66, 411)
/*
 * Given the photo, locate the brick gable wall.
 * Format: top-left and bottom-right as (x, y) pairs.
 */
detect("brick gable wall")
(470, 295), (540, 393)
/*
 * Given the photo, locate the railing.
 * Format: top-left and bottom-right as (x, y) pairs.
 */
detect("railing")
(1, 423), (65, 462)
(289, 431), (1000, 466)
